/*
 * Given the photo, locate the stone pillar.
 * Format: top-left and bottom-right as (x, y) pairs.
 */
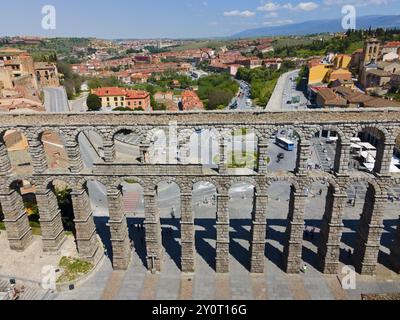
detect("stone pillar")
(389, 216), (400, 273)
(317, 188), (346, 274)
(257, 139), (269, 174)
(0, 138), (12, 175)
(216, 193), (229, 273)
(283, 188), (306, 273)
(295, 142), (310, 174)
(374, 142), (395, 176)
(65, 138), (84, 173)
(103, 139), (116, 163)
(181, 192), (195, 273)
(139, 143), (150, 164)
(71, 188), (98, 261)
(353, 186), (386, 275)
(250, 193), (268, 273)
(0, 189), (32, 251)
(107, 188), (131, 270)
(178, 137), (191, 164)
(144, 191), (162, 272)
(334, 142), (350, 175)
(36, 188), (66, 253)
(219, 138), (227, 174)
(26, 135), (48, 174)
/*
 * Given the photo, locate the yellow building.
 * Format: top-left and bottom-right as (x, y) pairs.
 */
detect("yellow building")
(333, 54), (352, 69)
(308, 54), (353, 86)
(308, 64), (331, 85)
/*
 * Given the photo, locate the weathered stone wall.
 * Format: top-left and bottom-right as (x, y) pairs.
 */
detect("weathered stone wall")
(0, 109), (399, 275)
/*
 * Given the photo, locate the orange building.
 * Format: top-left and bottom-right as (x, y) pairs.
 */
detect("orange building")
(92, 87), (151, 111)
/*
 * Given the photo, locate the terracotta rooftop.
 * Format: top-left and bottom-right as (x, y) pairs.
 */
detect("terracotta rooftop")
(317, 88), (347, 106)
(181, 90), (204, 111)
(384, 41), (400, 48)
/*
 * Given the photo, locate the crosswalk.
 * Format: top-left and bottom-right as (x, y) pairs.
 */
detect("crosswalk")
(123, 191), (141, 215)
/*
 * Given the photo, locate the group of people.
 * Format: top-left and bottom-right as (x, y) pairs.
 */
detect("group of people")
(304, 226), (316, 240)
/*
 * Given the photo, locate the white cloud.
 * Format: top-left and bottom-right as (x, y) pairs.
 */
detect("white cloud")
(323, 0), (389, 6)
(223, 10), (256, 17)
(257, 1), (319, 12)
(257, 2), (281, 11)
(208, 21), (218, 26)
(297, 2), (319, 10)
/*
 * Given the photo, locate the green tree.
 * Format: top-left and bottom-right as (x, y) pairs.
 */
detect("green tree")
(86, 94), (102, 111)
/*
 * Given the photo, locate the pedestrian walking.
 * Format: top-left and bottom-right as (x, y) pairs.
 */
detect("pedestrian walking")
(103, 244), (108, 257)
(300, 264), (308, 273)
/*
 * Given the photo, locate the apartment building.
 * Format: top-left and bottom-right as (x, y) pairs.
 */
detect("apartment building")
(92, 87), (151, 111)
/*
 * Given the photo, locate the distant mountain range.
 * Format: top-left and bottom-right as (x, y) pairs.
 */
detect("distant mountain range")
(232, 15), (400, 38)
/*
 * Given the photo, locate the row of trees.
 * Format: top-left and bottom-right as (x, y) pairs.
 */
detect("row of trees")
(197, 73), (239, 110)
(57, 61), (84, 99)
(273, 28), (400, 59)
(236, 61), (295, 106)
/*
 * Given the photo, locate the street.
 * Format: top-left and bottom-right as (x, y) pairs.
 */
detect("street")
(229, 79), (253, 110)
(43, 87), (70, 112)
(266, 69), (308, 111)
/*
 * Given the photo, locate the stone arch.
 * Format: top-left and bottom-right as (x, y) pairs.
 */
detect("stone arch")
(109, 126), (143, 140)
(304, 174), (341, 194)
(74, 127), (106, 143)
(189, 176), (222, 194)
(145, 127), (169, 145)
(343, 177), (383, 196)
(114, 176), (146, 191)
(151, 176), (184, 192)
(35, 127), (68, 143)
(226, 176), (260, 193)
(266, 175), (301, 193)
(75, 176), (109, 191)
(307, 124), (346, 142)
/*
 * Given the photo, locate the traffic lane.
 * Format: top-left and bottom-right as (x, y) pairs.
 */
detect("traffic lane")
(43, 87), (70, 112)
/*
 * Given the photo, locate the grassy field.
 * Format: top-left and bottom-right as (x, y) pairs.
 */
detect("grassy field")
(273, 35), (334, 49)
(168, 39), (230, 51)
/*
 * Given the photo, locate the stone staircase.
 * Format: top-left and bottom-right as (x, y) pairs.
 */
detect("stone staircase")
(0, 278), (55, 300)
(0, 279), (10, 300)
(123, 191), (140, 215)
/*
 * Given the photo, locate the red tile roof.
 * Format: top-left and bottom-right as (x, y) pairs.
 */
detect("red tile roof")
(181, 91), (204, 111)
(92, 87), (126, 97)
(125, 90), (149, 100)
(92, 87), (149, 99)
(384, 41), (400, 48)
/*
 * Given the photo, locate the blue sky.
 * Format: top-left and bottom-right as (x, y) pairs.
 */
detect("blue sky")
(0, 0), (399, 38)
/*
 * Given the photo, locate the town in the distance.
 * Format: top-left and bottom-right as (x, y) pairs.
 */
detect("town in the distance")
(1, 13), (400, 302)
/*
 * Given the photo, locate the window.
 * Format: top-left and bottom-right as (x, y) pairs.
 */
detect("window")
(114, 97), (118, 102)
(139, 101), (142, 106)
